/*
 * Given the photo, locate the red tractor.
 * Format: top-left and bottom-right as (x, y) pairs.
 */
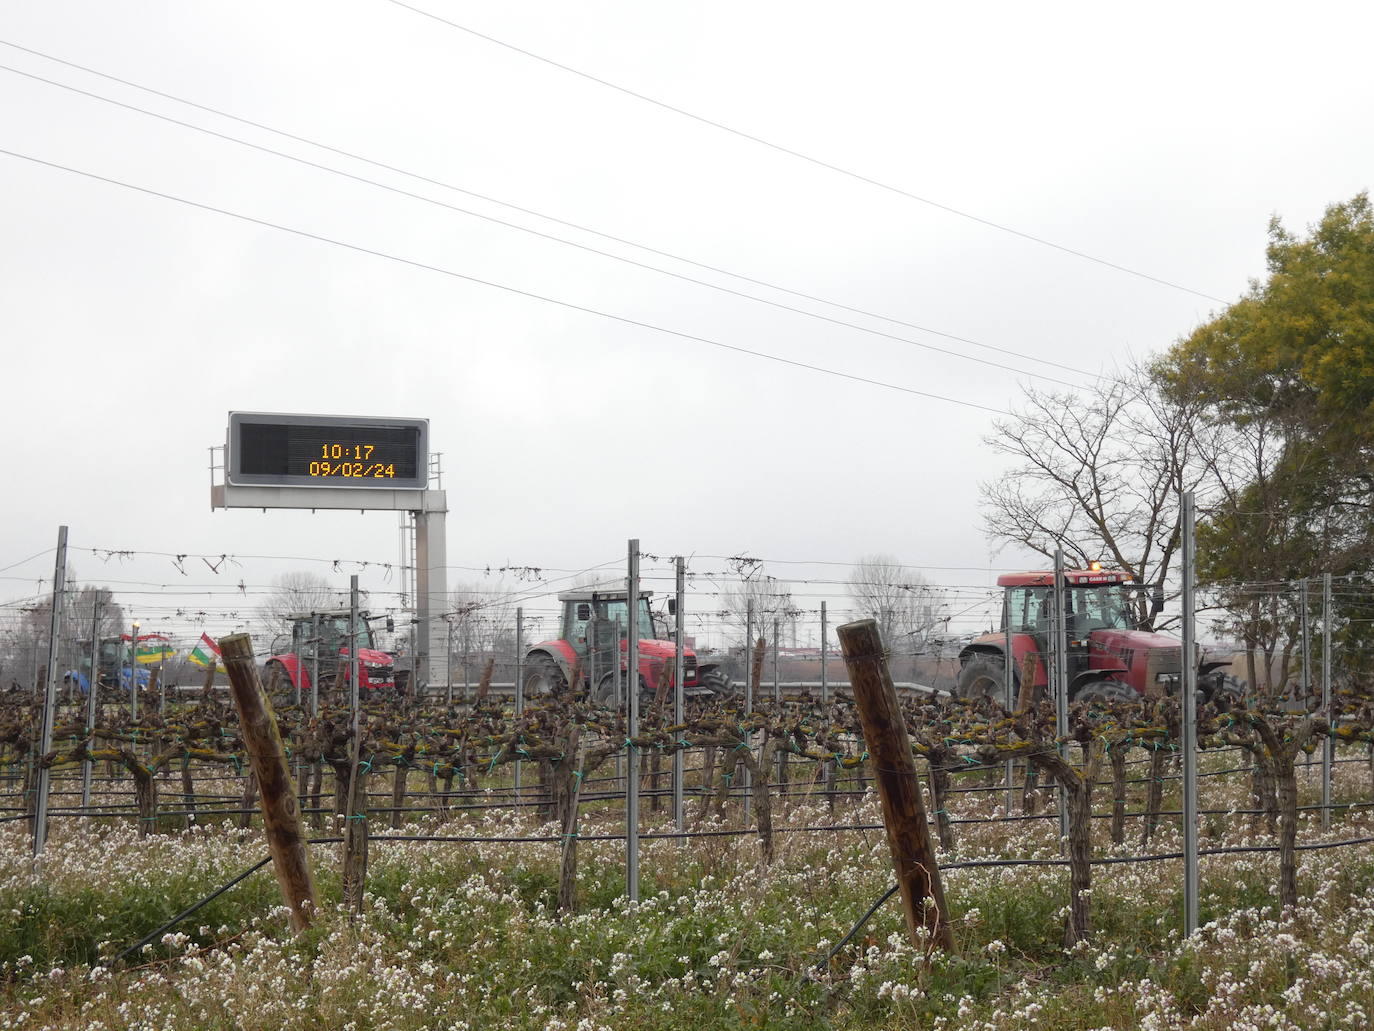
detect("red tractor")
(523, 589), (732, 704)
(263, 609), (405, 697)
(956, 567), (1238, 706)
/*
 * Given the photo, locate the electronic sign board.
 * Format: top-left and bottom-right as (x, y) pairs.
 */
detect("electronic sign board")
(227, 413), (428, 489)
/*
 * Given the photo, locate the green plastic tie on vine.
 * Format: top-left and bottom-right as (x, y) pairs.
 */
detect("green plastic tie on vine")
(517, 747), (529, 758)
(349, 811), (367, 821)
(624, 738), (635, 751)
(962, 755), (978, 764)
(734, 742), (749, 752)
(678, 739), (692, 748)
(564, 831), (579, 840)
(722, 772), (733, 785)
(231, 754), (243, 776)
(358, 758), (373, 774)
(860, 751), (870, 762)
(573, 770), (583, 782)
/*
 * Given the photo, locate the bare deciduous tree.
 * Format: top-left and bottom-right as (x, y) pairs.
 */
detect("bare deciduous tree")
(979, 366), (1208, 628)
(846, 554), (944, 653)
(258, 572), (345, 641)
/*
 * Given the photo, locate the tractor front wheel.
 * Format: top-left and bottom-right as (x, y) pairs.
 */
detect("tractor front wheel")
(1073, 678), (1137, 704)
(956, 654), (1006, 701)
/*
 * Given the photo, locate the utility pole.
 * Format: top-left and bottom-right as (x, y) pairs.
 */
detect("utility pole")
(33, 526), (68, 859)
(1181, 491), (1200, 935)
(1053, 548), (1068, 844)
(820, 601), (828, 705)
(1321, 572), (1333, 830)
(80, 593), (100, 810)
(129, 618), (141, 723)
(625, 539), (640, 902)
(673, 556), (685, 832)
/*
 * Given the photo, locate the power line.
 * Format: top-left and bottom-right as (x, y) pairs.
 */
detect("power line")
(0, 145), (1010, 415)
(0, 43), (1096, 386)
(383, 0), (1226, 304)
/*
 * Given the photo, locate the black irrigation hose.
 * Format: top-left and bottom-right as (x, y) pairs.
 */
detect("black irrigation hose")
(113, 855), (272, 967)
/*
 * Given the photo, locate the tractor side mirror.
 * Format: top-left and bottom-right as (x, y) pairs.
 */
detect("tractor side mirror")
(667, 599), (677, 616)
(577, 603), (592, 621)
(385, 616), (395, 633)
(1150, 585), (1165, 617)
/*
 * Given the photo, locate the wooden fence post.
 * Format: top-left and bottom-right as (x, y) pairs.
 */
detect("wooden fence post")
(218, 634), (317, 932)
(838, 619), (954, 952)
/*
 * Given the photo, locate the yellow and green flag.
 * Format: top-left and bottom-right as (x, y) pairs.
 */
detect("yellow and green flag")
(188, 632), (226, 674)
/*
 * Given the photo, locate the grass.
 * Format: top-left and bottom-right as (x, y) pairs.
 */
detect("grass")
(0, 750), (1372, 1029)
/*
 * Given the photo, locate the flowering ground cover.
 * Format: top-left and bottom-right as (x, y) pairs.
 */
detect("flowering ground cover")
(2, 757), (1373, 1030)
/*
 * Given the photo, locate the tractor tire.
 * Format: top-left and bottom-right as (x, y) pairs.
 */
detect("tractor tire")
(1208, 674), (1247, 712)
(956, 654), (1006, 701)
(523, 656), (566, 697)
(1073, 678), (1137, 705)
(698, 666), (737, 701)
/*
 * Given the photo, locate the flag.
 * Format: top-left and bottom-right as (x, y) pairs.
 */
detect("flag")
(188, 632), (226, 674)
(134, 634), (176, 665)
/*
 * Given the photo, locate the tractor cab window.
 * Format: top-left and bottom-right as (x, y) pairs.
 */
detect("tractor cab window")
(1007, 587), (1052, 633)
(600, 599), (657, 642)
(1070, 585), (1134, 632)
(320, 617), (357, 653)
(567, 605), (592, 653)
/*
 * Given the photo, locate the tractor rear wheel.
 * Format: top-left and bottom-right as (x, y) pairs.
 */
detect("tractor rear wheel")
(956, 654), (1006, 701)
(523, 656), (565, 697)
(1073, 678), (1137, 704)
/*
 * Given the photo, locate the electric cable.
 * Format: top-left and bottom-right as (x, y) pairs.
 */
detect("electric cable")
(382, 0), (1225, 304)
(0, 61), (1089, 390)
(0, 145), (1010, 415)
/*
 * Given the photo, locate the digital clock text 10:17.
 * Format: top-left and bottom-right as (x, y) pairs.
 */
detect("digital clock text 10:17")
(308, 442), (397, 479)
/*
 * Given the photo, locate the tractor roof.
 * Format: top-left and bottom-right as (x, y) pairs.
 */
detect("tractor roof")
(996, 569), (1135, 588)
(285, 609), (377, 620)
(556, 590), (654, 603)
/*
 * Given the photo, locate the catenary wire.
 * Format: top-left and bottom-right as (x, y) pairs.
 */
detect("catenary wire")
(382, 0), (1226, 304)
(0, 60), (1091, 391)
(0, 145), (1011, 416)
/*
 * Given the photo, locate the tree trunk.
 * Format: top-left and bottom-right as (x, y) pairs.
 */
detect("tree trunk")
(390, 758), (408, 830)
(928, 759), (955, 852)
(238, 770), (258, 829)
(696, 746), (717, 826)
(181, 754), (197, 829)
(746, 739), (778, 865)
(132, 765), (157, 838)
(1021, 763), (1041, 815)
(1274, 754), (1300, 910)
(1141, 747), (1167, 846)
(1062, 778), (1094, 947)
(1109, 744), (1128, 846)
(556, 729), (583, 914)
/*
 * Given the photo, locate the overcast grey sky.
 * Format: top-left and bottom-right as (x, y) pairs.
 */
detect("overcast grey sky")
(2, 0), (1371, 648)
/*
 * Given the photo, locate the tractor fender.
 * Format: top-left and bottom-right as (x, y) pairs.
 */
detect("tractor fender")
(957, 643), (1005, 665)
(265, 654), (304, 690)
(1199, 659), (1232, 676)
